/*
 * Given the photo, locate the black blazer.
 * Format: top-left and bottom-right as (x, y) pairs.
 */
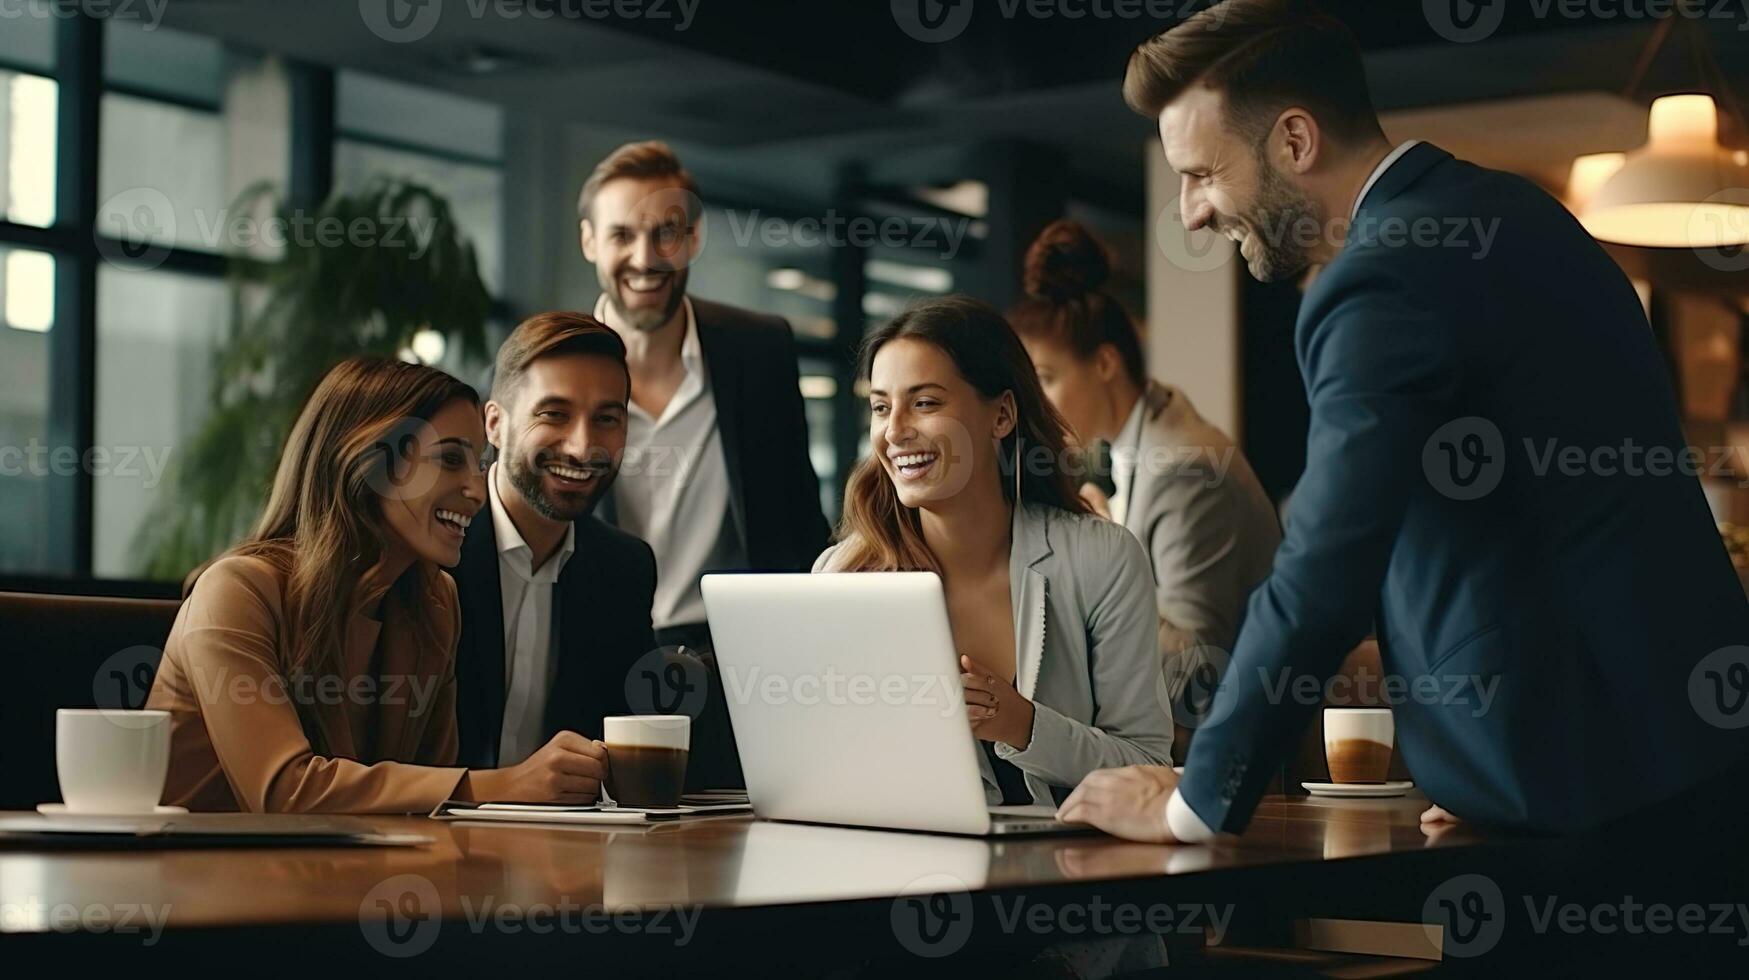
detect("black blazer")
(598, 297), (831, 588)
(450, 509), (658, 769)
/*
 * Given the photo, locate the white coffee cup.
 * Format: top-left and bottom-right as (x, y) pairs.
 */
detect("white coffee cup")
(603, 715), (691, 808)
(56, 708), (171, 813)
(1322, 707), (1395, 784)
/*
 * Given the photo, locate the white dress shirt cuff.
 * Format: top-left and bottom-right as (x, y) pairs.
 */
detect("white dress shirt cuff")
(1166, 788), (1217, 842)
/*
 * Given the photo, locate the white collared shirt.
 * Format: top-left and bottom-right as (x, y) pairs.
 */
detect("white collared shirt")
(1160, 140), (1423, 845)
(1107, 396), (1148, 526)
(1351, 140), (1422, 220)
(599, 297), (745, 630)
(488, 463), (576, 765)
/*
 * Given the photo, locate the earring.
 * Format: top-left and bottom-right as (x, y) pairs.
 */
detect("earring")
(1013, 432), (1022, 502)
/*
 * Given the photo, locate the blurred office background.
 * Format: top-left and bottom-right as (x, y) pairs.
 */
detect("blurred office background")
(3, 0), (1747, 593)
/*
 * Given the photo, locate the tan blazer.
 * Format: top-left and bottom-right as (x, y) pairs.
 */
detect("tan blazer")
(146, 555), (467, 813)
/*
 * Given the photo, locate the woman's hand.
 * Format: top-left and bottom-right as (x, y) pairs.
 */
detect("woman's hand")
(960, 655), (1035, 750)
(461, 731), (607, 804)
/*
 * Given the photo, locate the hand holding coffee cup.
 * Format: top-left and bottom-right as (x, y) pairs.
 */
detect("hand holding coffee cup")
(1323, 707), (1394, 784)
(604, 715), (690, 808)
(56, 708), (171, 813)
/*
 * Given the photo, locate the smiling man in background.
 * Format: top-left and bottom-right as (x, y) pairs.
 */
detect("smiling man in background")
(579, 141), (830, 789)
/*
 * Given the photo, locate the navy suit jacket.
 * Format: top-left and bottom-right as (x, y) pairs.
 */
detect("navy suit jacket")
(450, 510), (658, 769)
(1181, 143), (1749, 834)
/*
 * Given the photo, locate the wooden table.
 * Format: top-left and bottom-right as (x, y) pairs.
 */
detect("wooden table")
(0, 794), (1516, 970)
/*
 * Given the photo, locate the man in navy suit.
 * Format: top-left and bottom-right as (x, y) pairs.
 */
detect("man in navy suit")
(1061, 0), (1749, 842)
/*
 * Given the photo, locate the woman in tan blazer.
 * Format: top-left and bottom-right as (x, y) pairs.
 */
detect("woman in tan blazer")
(148, 356), (608, 813)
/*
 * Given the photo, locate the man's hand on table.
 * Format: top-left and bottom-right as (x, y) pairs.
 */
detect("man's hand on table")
(1057, 765), (1183, 843)
(1419, 803), (1462, 841)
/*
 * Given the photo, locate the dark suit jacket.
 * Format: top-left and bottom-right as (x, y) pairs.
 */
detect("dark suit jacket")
(1181, 143), (1749, 835)
(450, 509), (657, 769)
(597, 296), (831, 583)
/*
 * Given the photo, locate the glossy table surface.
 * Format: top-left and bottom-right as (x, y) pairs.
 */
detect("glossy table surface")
(0, 793), (1491, 933)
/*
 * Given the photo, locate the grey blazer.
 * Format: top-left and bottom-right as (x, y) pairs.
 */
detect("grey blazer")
(1118, 382), (1280, 701)
(814, 500), (1175, 804)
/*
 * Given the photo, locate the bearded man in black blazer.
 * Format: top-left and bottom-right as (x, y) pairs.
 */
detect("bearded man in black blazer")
(579, 141), (831, 789)
(450, 311), (657, 780)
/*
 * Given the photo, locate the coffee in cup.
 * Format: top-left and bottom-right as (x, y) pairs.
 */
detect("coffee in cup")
(604, 715), (690, 808)
(56, 708), (171, 813)
(1323, 707), (1394, 784)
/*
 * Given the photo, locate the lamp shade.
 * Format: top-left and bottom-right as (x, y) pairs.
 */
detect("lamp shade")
(1566, 152), (1626, 214)
(1582, 95), (1749, 248)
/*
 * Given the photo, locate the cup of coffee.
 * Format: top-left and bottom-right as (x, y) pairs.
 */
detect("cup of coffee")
(56, 708), (171, 813)
(604, 715), (690, 808)
(1323, 707), (1394, 784)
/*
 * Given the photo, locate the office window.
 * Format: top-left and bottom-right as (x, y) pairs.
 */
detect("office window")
(98, 23), (284, 261)
(84, 23), (266, 581)
(335, 71), (504, 292)
(92, 267), (229, 578)
(0, 68), (57, 228)
(333, 141), (504, 292)
(0, 2), (57, 75)
(690, 207), (838, 341)
(104, 20), (225, 105)
(0, 245), (56, 574)
(97, 92), (226, 254)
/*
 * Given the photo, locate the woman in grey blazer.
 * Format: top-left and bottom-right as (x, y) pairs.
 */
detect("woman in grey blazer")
(1011, 220), (1281, 760)
(814, 295), (1174, 808)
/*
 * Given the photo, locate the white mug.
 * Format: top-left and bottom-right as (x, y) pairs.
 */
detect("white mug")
(1323, 707), (1395, 784)
(56, 708), (171, 813)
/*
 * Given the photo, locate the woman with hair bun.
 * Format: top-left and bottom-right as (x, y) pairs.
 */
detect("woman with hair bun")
(1010, 219), (1281, 760)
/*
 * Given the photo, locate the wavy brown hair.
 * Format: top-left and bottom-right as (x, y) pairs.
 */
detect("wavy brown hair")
(833, 296), (1088, 573)
(211, 357), (478, 702)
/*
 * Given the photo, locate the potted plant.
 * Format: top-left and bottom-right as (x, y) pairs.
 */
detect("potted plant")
(133, 178), (491, 581)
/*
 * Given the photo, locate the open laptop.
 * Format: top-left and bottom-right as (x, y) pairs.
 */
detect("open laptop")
(700, 572), (1091, 836)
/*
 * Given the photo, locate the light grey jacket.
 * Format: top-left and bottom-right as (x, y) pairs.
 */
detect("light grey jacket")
(1118, 382), (1280, 702)
(813, 500), (1174, 804)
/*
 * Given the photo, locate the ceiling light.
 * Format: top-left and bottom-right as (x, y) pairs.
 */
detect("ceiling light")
(1582, 94), (1749, 249)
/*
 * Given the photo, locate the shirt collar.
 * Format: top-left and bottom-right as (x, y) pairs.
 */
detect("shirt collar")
(487, 462), (576, 577)
(594, 295), (701, 373)
(1351, 140), (1422, 221)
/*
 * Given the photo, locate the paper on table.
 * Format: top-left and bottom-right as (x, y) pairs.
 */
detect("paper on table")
(429, 799), (751, 824)
(435, 806), (656, 826)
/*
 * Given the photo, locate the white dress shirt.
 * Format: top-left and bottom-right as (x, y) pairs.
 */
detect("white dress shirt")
(1351, 140), (1422, 221)
(1162, 140), (1423, 844)
(488, 464), (576, 766)
(600, 297), (745, 631)
(1107, 395), (1147, 526)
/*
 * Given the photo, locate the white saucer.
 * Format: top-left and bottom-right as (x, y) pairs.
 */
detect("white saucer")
(1301, 781), (1414, 799)
(36, 803), (188, 816)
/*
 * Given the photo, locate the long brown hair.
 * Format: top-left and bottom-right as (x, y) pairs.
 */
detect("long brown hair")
(1008, 219), (1146, 388)
(219, 356), (478, 685)
(833, 296), (1088, 573)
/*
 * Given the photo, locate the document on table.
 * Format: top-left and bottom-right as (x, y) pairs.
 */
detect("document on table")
(430, 794), (751, 825)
